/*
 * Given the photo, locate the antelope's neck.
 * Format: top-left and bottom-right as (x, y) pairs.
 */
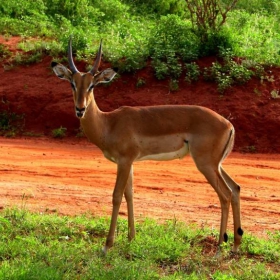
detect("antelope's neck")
(80, 98), (106, 149)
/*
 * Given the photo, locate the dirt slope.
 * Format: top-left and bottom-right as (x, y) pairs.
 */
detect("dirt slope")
(0, 36), (280, 153)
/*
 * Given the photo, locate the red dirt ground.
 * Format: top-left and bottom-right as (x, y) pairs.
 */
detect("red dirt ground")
(0, 36), (279, 238)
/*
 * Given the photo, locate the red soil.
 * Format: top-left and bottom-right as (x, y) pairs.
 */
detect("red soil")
(0, 36), (279, 239)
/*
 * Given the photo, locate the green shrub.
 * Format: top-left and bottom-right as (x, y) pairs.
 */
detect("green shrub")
(0, 0), (280, 82)
(225, 10), (280, 65)
(52, 126), (67, 138)
(124, 0), (188, 17)
(0, 43), (11, 60)
(150, 14), (199, 79)
(185, 62), (200, 83)
(0, 110), (24, 136)
(203, 48), (254, 93)
(234, 0), (280, 15)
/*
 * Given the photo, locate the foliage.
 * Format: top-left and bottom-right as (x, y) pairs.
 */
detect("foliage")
(136, 78), (146, 88)
(0, 110), (24, 137)
(124, 0), (188, 17)
(203, 48), (256, 93)
(169, 79), (179, 92)
(224, 9), (280, 65)
(0, 208), (279, 279)
(271, 89), (280, 99)
(0, 0), (280, 87)
(185, 62), (200, 83)
(0, 43), (11, 60)
(150, 14), (199, 79)
(51, 126), (67, 138)
(233, 0), (280, 15)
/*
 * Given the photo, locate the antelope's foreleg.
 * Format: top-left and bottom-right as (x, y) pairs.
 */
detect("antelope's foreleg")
(124, 165), (135, 241)
(103, 160), (132, 254)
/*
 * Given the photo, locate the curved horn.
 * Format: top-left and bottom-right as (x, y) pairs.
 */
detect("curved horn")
(90, 40), (102, 75)
(68, 36), (79, 74)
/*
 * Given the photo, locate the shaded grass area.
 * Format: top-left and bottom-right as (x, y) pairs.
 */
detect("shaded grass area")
(0, 208), (279, 279)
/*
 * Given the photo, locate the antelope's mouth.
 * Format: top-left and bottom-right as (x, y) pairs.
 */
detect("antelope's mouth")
(75, 107), (86, 118)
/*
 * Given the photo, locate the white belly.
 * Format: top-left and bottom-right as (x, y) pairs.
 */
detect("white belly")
(137, 142), (189, 161)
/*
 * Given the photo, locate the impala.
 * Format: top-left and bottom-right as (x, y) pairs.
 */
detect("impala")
(51, 38), (243, 254)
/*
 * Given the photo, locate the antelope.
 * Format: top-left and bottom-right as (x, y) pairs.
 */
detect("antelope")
(51, 38), (243, 254)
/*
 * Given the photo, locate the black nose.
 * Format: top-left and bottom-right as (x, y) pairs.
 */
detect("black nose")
(75, 107), (85, 118)
(76, 112), (83, 118)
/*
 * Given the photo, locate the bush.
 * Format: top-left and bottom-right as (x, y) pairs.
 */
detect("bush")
(124, 0), (188, 17)
(0, 110), (24, 137)
(150, 14), (199, 79)
(225, 10), (280, 65)
(185, 62), (200, 83)
(0, 0), (280, 80)
(203, 48), (254, 93)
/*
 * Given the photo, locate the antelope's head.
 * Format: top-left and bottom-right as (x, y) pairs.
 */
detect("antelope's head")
(51, 38), (116, 118)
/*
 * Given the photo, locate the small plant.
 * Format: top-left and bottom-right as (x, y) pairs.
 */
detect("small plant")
(136, 78), (146, 88)
(0, 43), (11, 60)
(229, 61), (253, 84)
(169, 79), (179, 92)
(0, 110), (25, 137)
(52, 126), (67, 138)
(204, 62), (233, 94)
(271, 89), (280, 99)
(261, 74), (275, 84)
(253, 88), (262, 96)
(216, 73), (233, 94)
(185, 62), (200, 83)
(253, 63), (265, 78)
(152, 60), (169, 80)
(241, 145), (257, 153)
(152, 56), (182, 80)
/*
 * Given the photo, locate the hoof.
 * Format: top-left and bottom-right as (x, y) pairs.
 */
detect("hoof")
(101, 246), (108, 255)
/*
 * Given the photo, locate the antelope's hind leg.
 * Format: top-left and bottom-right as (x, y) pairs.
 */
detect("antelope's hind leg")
(124, 166), (135, 241)
(221, 167), (243, 252)
(189, 138), (233, 251)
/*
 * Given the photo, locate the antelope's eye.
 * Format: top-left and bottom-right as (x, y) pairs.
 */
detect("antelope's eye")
(71, 83), (75, 90)
(88, 84), (94, 91)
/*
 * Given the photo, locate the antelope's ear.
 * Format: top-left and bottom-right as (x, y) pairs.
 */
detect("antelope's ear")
(93, 68), (117, 86)
(51, 61), (72, 82)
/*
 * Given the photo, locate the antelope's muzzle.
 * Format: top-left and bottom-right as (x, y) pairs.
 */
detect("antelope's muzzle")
(75, 107), (86, 118)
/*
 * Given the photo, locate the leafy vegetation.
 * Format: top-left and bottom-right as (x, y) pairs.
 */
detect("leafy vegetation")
(0, 0), (279, 79)
(0, 43), (11, 60)
(52, 126), (67, 138)
(185, 62), (200, 83)
(0, 110), (24, 137)
(0, 208), (279, 279)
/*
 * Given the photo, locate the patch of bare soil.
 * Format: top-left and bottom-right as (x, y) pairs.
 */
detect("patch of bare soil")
(0, 138), (279, 238)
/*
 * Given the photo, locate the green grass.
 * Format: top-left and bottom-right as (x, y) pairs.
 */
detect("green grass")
(0, 208), (279, 279)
